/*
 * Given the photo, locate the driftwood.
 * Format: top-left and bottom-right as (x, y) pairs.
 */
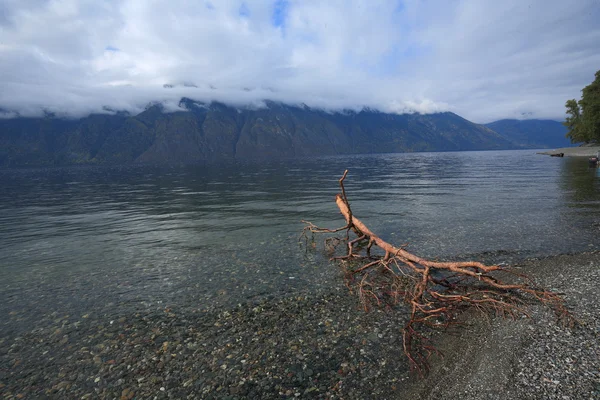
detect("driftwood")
(301, 170), (573, 374)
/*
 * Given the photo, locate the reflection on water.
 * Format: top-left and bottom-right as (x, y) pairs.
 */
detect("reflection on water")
(0, 150), (599, 332)
(560, 157), (600, 205)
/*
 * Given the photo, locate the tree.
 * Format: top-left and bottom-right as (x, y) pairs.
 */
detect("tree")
(564, 70), (600, 143)
(564, 99), (586, 143)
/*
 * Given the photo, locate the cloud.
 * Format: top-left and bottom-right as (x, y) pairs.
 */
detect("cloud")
(0, 0), (599, 122)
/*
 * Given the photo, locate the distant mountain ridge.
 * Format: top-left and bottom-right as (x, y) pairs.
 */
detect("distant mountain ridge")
(0, 100), (561, 167)
(484, 119), (571, 149)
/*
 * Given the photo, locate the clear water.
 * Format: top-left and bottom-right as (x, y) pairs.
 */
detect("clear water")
(1, 150), (599, 332)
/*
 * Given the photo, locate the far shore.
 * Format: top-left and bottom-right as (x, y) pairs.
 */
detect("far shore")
(538, 144), (600, 157)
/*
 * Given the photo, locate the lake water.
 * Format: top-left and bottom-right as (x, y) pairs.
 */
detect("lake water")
(1, 150), (599, 333)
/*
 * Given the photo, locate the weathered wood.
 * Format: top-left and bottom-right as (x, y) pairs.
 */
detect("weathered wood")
(303, 170), (574, 375)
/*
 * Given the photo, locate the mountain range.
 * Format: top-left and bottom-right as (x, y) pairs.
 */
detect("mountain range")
(484, 119), (571, 149)
(0, 99), (570, 167)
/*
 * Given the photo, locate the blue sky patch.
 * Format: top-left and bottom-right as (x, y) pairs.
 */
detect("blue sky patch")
(272, 0), (288, 28)
(239, 3), (250, 18)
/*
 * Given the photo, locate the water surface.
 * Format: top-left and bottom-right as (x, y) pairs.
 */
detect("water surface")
(1, 150), (599, 333)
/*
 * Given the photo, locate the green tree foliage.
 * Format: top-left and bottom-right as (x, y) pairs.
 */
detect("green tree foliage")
(564, 70), (600, 143)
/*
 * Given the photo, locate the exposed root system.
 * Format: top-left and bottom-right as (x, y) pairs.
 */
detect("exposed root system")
(301, 170), (573, 375)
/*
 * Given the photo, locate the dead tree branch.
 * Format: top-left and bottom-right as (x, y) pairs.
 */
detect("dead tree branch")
(302, 170), (574, 375)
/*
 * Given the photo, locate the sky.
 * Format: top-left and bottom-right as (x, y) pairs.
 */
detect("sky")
(0, 0), (599, 123)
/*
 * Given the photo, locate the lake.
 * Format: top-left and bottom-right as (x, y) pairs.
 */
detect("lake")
(1, 150), (599, 334)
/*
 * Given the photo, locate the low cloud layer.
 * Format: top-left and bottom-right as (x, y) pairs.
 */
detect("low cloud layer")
(1, 0), (599, 122)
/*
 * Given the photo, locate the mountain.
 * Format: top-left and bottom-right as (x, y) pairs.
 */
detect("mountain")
(0, 100), (515, 167)
(484, 119), (572, 149)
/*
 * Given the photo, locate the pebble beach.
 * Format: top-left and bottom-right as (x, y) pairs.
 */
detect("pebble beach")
(538, 145), (600, 157)
(1, 251), (599, 399)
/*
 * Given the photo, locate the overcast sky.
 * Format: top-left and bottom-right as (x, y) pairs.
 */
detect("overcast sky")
(1, 0), (599, 122)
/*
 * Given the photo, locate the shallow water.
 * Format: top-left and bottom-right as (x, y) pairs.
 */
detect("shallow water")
(0, 150), (599, 332)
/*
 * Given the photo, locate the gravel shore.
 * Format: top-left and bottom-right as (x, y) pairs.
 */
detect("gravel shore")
(538, 145), (600, 157)
(1, 251), (599, 399)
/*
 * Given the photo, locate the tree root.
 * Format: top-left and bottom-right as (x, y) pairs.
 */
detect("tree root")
(301, 170), (574, 375)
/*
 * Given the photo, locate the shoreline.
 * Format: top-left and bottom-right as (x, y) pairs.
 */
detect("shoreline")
(407, 250), (600, 399)
(537, 145), (600, 157)
(1, 251), (599, 399)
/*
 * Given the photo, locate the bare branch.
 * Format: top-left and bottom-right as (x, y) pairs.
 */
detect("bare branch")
(302, 170), (575, 375)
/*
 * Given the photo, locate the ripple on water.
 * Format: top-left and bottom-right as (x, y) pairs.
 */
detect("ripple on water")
(0, 151), (599, 333)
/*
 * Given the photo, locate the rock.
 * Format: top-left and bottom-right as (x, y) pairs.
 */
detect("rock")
(120, 388), (135, 400)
